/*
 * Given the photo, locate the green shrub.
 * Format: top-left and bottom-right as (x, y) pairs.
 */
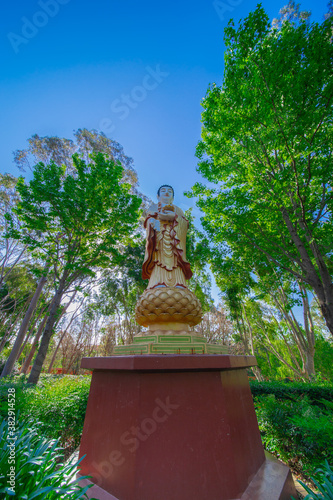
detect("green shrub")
(22, 375), (91, 452)
(0, 417), (96, 499)
(0, 374), (91, 455)
(0, 375), (27, 420)
(254, 394), (333, 475)
(250, 380), (333, 406)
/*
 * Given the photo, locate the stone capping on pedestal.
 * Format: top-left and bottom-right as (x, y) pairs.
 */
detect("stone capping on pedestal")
(78, 477), (119, 500)
(80, 354), (257, 372)
(240, 452), (297, 500)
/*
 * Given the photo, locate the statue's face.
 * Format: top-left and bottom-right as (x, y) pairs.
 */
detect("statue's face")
(158, 186), (174, 205)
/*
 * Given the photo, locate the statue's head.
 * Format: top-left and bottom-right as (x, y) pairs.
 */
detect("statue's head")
(157, 185), (174, 204)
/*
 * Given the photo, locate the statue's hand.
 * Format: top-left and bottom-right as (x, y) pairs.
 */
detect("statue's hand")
(159, 210), (176, 221)
(148, 218), (160, 231)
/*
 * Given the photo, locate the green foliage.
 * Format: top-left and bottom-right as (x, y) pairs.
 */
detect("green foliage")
(5, 151), (142, 384)
(185, 209), (214, 313)
(189, 4), (333, 336)
(296, 461), (333, 499)
(0, 262), (51, 362)
(254, 345), (295, 380)
(9, 153), (142, 275)
(250, 380), (333, 404)
(97, 239), (147, 317)
(0, 418), (94, 499)
(0, 375), (91, 452)
(24, 375), (91, 451)
(0, 375), (27, 421)
(0, 172), (23, 286)
(0, 173), (18, 212)
(254, 394), (333, 475)
(313, 335), (333, 380)
(92, 239), (147, 345)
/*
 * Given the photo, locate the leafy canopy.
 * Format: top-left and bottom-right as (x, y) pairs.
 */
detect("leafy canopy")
(6, 153), (142, 281)
(190, 5), (333, 284)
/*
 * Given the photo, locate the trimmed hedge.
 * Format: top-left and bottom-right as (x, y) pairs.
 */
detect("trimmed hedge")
(250, 380), (333, 405)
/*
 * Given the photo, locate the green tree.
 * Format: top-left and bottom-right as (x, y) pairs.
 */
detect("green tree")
(3, 153), (141, 384)
(208, 238), (318, 379)
(190, 6), (333, 336)
(185, 209), (214, 313)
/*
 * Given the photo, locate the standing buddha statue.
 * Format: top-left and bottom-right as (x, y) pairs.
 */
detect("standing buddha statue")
(135, 185), (202, 332)
(142, 185), (192, 289)
(112, 184), (228, 354)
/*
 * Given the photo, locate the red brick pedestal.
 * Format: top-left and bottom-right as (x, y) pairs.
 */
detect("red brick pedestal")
(78, 355), (297, 500)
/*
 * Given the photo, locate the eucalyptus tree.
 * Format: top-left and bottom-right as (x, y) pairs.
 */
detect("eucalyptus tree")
(272, 0), (311, 29)
(0, 173), (27, 289)
(13, 128), (149, 207)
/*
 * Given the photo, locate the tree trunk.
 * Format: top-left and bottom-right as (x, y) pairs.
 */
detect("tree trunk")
(318, 296), (333, 337)
(304, 349), (316, 380)
(299, 282), (316, 380)
(0, 305), (27, 354)
(1, 265), (49, 378)
(48, 330), (67, 373)
(0, 244), (27, 290)
(234, 313), (250, 355)
(17, 306), (47, 361)
(28, 273), (68, 384)
(242, 305), (265, 382)
(252, 299), (305, 380)
(20, 312), (49, 374)
(281, 210), (333, 337)
(47, 290), (81, 373)
(269, 283), (316, 380)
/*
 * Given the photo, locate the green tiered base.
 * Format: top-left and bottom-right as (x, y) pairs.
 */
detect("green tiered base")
(112, 333), (229, 355)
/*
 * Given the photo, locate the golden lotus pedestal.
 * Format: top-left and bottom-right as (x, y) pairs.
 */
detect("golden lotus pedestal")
(112, 286), (228, 355)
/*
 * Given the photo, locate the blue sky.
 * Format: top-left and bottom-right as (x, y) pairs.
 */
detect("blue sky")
(0, 0), (328, 305)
